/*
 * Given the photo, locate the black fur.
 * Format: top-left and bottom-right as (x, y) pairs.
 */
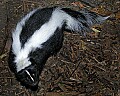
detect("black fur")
(62, 8), (87, 20)
(20, 7), (55, 47)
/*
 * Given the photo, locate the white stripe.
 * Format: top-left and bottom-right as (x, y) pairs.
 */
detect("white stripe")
(16, 58), (31, 72)
(14, 8), (81, 72)
(25, 70), (34, 82)
(12, 9), (38, 55)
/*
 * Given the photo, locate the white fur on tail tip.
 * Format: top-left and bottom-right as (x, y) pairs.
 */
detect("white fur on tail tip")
(103, 16), (110, 20)
(97, 15), (110, 22)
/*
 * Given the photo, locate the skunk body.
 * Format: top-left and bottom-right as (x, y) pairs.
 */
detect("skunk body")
(8, 7), (108, 90)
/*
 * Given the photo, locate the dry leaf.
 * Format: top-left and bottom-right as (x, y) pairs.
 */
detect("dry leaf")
(71, 2), (85, 8)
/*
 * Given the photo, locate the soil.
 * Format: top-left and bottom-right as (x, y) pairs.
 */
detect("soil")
(0, 0), (120, 96)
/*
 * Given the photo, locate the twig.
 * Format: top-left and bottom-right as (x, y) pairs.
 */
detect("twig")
(77, 0), (95, 8)
(15, 91), (25, 96)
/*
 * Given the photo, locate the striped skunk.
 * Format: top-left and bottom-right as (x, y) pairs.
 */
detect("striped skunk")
(8, 7), (109, 90)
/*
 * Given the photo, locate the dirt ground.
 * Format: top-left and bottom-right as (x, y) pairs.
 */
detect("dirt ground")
(0, 0), (120, 96)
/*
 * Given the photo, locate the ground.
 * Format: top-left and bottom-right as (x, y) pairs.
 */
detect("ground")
(0, 0), (120, 96)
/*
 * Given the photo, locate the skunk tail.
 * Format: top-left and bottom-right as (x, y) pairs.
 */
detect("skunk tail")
(61, 8), (109, 35)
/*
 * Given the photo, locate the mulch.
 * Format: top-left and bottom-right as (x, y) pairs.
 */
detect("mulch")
(0, 0), (120, 96)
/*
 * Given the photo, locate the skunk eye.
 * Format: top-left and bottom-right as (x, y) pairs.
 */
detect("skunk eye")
(31, 73), (35, 77)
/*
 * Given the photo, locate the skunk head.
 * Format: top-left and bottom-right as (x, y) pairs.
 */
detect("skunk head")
(15, 58), (40, 90)
(8, 47), (45, 90)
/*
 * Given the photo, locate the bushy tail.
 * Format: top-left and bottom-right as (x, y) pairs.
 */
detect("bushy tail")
(61, 8), (109, 35)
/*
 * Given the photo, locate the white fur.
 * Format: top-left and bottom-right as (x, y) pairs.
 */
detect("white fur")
(12, 9), (38, 55)
(13, 8), (82, 72)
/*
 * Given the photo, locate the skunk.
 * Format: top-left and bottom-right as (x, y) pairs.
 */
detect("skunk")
(8, 7), (109, 90)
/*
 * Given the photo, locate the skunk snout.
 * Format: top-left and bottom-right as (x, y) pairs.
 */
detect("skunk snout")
(16, 64), (40, 89)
